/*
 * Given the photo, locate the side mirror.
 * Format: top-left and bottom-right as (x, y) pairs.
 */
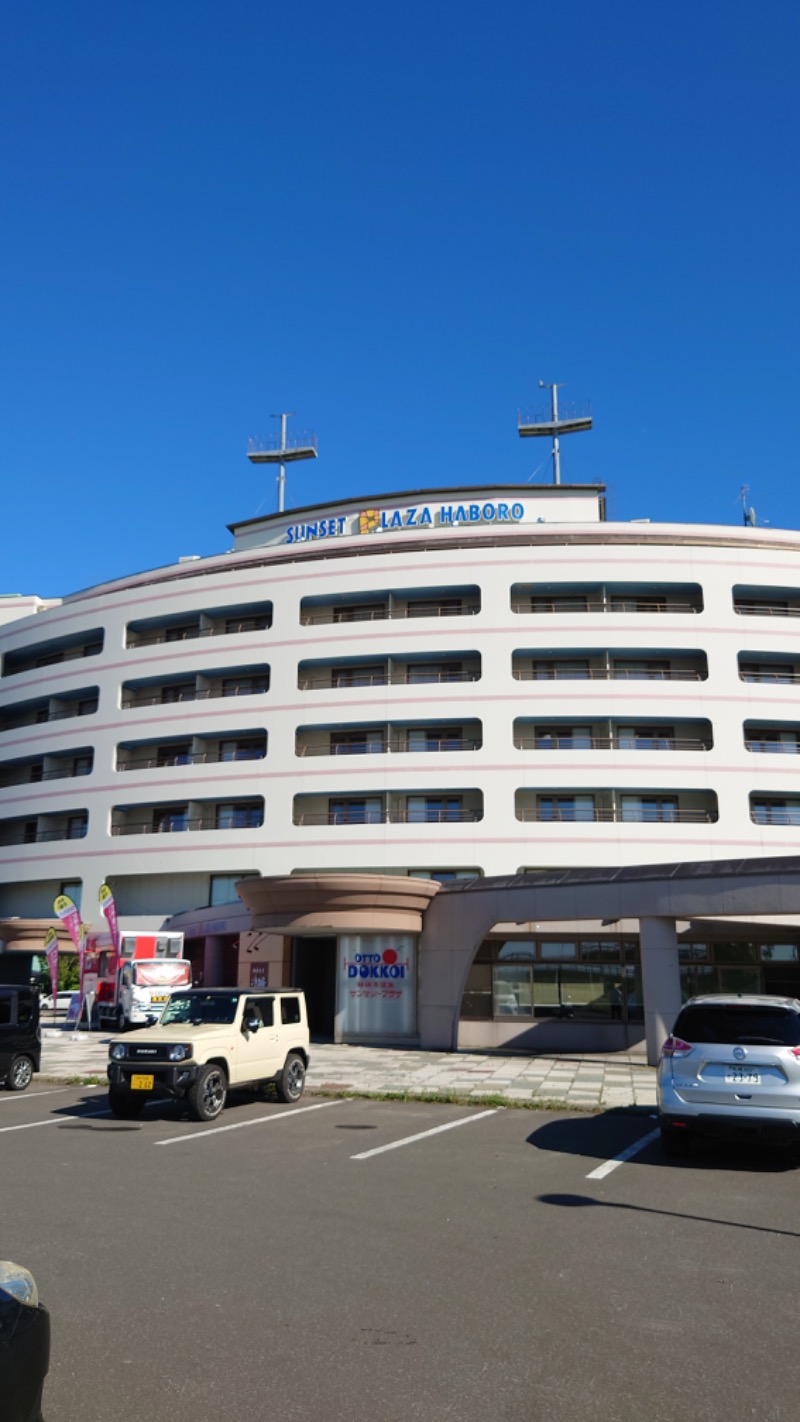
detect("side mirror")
(244, 1015), (260, 1033)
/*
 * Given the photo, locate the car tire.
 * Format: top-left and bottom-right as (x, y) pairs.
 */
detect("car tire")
(108, 1087), (146, 1118)
(275, 1052), (306, 1104)
(7, 1055), (34, 1092)
(660, 1121), (690, 1158)
(188, 1064), (227, 1121)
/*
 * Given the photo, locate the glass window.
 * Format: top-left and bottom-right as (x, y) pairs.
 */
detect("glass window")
(493, 965), (533, 1017)
(540, 942), (578, 960)
(210, 874), (257, 906)
(497, 941), (536, 960)
(760, 944), (800, 962)
(281, 997), (301, 1025)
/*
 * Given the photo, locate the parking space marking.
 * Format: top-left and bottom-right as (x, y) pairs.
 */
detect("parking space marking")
(155, 1097), (345, 1145)
(0, 1108), (112, 1135)
(586, 1127), (660, 1179)
(351, 1108), (501, 1160)
(0, 1088), (73, 1104)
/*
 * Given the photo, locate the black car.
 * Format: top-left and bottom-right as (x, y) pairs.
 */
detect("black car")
(0, 1261), (50, 1421)
(0, 986), (41, 1091)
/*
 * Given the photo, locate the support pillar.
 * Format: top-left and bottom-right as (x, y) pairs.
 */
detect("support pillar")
(639, 917), (682, 1067)
(203, 935), (225, 987)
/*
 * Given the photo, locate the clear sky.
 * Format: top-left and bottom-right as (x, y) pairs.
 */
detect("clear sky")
(2, 1), (798, 597)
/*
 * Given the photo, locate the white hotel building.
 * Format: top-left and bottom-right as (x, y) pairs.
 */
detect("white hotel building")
(3, 479), (800, 1051)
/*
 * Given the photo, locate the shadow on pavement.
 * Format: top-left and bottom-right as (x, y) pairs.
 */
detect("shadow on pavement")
(528, 1108), (800, 1173)
(538, 1189), (800, 1235)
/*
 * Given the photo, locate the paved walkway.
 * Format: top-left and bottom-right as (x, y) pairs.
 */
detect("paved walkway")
(39, 1028), (657, 1110)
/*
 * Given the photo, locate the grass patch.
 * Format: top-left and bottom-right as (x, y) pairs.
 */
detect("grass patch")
(306, 1087), (599, 1112)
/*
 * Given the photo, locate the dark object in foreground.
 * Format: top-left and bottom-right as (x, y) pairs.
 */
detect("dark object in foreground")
(0, 1262), (50, 1421)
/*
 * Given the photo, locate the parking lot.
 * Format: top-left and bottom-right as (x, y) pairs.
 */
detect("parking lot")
(5, 1084), (799, 1422)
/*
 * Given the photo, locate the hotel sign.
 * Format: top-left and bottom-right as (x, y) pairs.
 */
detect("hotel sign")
(285, 498), (526, 546)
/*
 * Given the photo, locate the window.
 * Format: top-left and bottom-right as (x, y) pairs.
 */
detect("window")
(534, 725), (592, 749)
(244, 997), (274, 1027)
(153, 806), (189, 833)
(529, 595), (588, 613)
(530, 660), (589, 680)
(72, 754), (93, 776)
(60, 881), (82, 908)
(406, 663), (462, 684)
(165, 624), (200, 642)
(740, 662), (795, 684)
(617, 726), (674, 750)
(161, 684), (195, 704)
(745, 728), (800, 753)
(329, 798), (382, 825)
(221, 675), (269, 697)
(29, 762), (44, 782)
(23, 821), (38, 843)
(67, 815), (88, 839)
(406, 727), (463, 752)
(215, 803), (263, 830)
(621, 796), (678, 823)
(332, 666), (385, 688)
(157, 744), (192, 767)
(331, 730), (386, 755)
(78, 697), (98, 715)
(751, 799), (800, 826)
(612, 660), (670, 680)
(209, 873), (258, 906)
(225, 614), (270, 634)
(537, 796), (595, 822)
(608, 593), (667, 612)
(281, 996), (302, 1025)
(219, 738), (266, 762)
(333, 603), (387, 623)
(407, 598), (462, 618)
(406, 796), (463, 823)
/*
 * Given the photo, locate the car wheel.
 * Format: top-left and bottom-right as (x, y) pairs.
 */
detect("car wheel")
(275, 1052), (306, 1104)
(108, 1087), (146, 1118)
(116, 1008), (126, 1033)
(7, 1055), (34, 1092)
(188, 1065), (227, 1121)
(660, 1121), (690, 1158)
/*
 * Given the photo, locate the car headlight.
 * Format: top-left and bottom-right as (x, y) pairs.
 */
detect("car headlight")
(110, 1044), (126, 1061)
(168, 1045), (190, 1062)
(0, 1261), (38, 1307)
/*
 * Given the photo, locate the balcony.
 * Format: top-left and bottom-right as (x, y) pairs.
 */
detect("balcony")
(739, 656), (800, 685)
(298, 656), (481, 691)
(511, 582), (703, 615)
(300, 585), (480, 626)
(126, 601), (273, 649)
(2, 630), (104, 678)
(744, 723), (800, 754)
(116, 733), (267, 772)
(751, 798), (800, 826)
(512, 651), (708, 682)
(0, 749), (94, 788)
(121, 667), (270, 710)
(0, 691), (99, 733)
(0, 811), (88, 846)
(293, 790), (484, 826)
(515, 789), (718, 824)
(734, 585), (800, 619)
(295, 721), (483, 757)
(513, 718), (712, 752)
(111, 798), (265, 836)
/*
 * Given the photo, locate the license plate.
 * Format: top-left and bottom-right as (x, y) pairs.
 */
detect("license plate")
(150, 995), (169, 1003)
(726, 1069), (760, 1085)
(131, 1074), (154, 1091)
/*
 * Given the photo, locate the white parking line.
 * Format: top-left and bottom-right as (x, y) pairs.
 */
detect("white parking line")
(0, 1109), (112, 1135)
(352, 1108), (501, 1160)
(155, 1098), (345, 1145)
(586, 1128), (661, 1180)
(0, 1088), (72, 1104)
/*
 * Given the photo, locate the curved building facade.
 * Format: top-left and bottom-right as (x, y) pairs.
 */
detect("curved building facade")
(3, 481), (800, 1047)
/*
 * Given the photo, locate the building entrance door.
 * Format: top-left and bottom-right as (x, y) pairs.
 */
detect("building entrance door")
(292, 937), (337, 1037)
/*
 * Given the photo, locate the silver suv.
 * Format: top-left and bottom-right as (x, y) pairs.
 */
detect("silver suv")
(657, 994), (800, 1155)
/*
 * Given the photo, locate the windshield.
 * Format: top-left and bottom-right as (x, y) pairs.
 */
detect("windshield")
(160, 992), (239, 1026)
(132, 962), (191, 989)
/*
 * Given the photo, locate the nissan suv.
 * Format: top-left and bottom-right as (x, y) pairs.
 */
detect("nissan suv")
(657, 994), (800, 1155)
(107, 987), (310, 1121)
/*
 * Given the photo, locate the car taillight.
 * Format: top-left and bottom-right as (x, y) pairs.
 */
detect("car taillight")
(661, 1035), (693, 1057)
(789, 1047), (800, 1059)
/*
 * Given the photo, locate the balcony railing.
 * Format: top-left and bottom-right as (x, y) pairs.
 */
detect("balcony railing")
(0, 763), (93, 788)
(735, 603), (800, 618)
(751, 808), (800, 825)
(745, 739), (800, 753)
(293, 808), (483, 826)
(0, 825), (88, 845)
(511, 600), (701, 615)
(112, 814), (264, 836)
(299, 669), (480, 691)
(296, 737), (482, 757)
(0, 703), (98, 732)
(739, 671), (800, 684)
(514, 736), (711, 752)
(121, 685), (269, 709)
(3, 644), (102, 677)
(300, 605), (479, 626)
(128, 619), (271, 648)
(513, 668), (704, 682)
(516, 807), (717, 824)
(116, 749), (266, 771)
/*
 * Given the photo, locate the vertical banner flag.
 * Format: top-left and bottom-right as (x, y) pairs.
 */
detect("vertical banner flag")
(44, 926), (59, 1001)
(53, 894), (83, 953)
(98, 884), (120, 953)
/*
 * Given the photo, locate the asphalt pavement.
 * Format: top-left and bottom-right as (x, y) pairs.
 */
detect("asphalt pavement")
(39, 1025), (657, 1109)
(4, 1082), (799, 1422)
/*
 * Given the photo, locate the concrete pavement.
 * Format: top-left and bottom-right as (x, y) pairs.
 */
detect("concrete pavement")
(39, 1026), (657, 1109)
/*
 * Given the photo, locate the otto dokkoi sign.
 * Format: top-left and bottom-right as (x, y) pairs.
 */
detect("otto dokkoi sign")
(338, 937), (416, 1038)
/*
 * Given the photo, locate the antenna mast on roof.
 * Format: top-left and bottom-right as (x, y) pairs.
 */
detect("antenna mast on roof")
(247, 413), (318, 514)
(518, 380), (592, 485)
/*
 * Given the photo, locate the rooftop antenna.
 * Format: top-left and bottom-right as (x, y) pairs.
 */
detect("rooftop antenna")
(518, 380), (592, 485)
(247, 413), (318, 514)
(740, 485), (757, 528)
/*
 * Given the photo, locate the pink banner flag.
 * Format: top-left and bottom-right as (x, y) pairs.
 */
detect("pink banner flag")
(53, 894), (82, 953)
(98, 884), (120, 953)
(44, 927), (59, 999)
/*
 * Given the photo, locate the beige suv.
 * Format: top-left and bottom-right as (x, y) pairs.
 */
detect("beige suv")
(106, 988), (310, 1121)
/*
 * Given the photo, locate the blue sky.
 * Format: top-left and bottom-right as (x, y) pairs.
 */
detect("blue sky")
(2, 1), (798, 596)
